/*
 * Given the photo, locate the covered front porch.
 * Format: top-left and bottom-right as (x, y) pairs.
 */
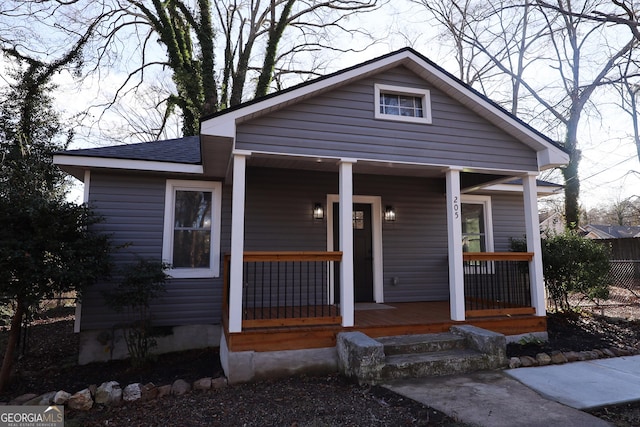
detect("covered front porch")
(220, 150), (548, 357)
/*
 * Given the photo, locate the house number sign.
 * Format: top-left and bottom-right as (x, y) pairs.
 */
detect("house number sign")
(453, 195), (460, 219)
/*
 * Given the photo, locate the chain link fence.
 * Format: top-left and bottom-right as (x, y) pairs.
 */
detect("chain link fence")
(571, 260), (640, 319)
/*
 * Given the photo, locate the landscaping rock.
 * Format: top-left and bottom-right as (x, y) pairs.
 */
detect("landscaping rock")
(519, 356), (537, 367)
(212, 377), (228, 390)
(157, 385), (172, 398)
(171, 379), (191, 396)
(564, 351), (580, 362)
(536, 353), (551, 366)
(88, 384), (97, 397)
(141, 383), (158, 401)
(550, 351), (568, 364)
(593, 349), (604, 358)
(10, 393), (38, 405)
(612, 347), (630, 357)
(95, 381), (122, 405)
(24, 391), (56, 406)
(67, 389), (93, 411)
(508, 357), (522, 369)
(602, 348), (616, 358)
(53, 391), (71, 405)
(193, 377), (212, 391)
(123, 383), (142, 402)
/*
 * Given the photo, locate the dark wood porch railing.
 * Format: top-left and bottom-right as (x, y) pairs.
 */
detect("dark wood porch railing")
(463, 252), (534, 317)
(224, 251), (342, 328)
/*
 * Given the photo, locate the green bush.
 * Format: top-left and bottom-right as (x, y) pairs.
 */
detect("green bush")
(542, 231), (611, 311)
(510, 232), (611, 311)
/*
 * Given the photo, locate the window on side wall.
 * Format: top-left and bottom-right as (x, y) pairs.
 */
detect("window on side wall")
(374, 83), (432, 124)
(461, 195), (494, 253)
(163, 180), (222, 278)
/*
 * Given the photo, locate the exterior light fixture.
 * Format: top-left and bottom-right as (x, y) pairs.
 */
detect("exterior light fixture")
(384, 205), (396, 222)
(313, 203), (324, 220)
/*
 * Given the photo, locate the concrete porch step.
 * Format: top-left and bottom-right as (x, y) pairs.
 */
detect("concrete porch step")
(377, 332), (466, 355)
(337, 325), (508, 385)
(382, 348), (488, 380)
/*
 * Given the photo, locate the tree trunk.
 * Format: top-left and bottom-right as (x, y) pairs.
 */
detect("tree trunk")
(0, 300), (25, 393)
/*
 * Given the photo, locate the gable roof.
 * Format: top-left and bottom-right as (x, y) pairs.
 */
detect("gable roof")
(201, 47), (569, 170)
(583, 224), (640, 239)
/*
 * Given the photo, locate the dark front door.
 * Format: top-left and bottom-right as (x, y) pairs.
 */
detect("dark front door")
(333, 202), (374, 302)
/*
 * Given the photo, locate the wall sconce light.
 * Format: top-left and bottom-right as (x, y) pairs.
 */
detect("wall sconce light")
(313, 203), (324, 220)
(384, 205), (396, 222)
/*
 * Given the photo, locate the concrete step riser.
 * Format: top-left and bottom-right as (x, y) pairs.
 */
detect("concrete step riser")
(382, 354), (491, 380)
(383, 338), (466, 355)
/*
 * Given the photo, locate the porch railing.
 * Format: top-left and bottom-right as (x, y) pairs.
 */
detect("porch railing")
(224, 251), (342, 328)
(463, 252), (534, 317)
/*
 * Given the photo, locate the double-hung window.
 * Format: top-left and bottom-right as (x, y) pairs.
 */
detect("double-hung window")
(460, 195), (494, 254)
(374, 84), (432, 124)
(163, 180), (222, 278)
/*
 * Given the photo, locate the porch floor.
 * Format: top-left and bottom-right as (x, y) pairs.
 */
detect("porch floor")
(226, 301), (546, 352)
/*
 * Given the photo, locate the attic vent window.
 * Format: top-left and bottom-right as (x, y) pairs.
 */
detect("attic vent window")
(374, 84), (432, 124)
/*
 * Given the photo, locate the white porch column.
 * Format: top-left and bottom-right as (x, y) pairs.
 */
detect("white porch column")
(445, 168), (465, 321)
(229, 152), (248, 333)
(522, 173), (546, 316)
(339, 160), (355, 327)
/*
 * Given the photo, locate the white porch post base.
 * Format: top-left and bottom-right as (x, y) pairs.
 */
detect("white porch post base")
(339, 160), (355, 327)
(523, 173), (546, 316)
(229, 153), (248, 333)
(445, 168), (465, 321)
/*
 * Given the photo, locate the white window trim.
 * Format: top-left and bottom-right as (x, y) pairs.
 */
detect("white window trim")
(163, 179), (222, 278)
(374, 83), (432, 124)
(461, 195), (494, 253)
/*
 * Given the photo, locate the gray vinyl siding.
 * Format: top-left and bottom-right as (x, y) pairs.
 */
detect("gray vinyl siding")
(80, 171), (225, 330)
(236, 66), (538, 171)
(81, 167), (531, 330)
(488, 193), (527, 251)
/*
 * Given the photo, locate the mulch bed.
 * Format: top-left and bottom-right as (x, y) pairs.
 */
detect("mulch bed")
(2, 306), (640, 426)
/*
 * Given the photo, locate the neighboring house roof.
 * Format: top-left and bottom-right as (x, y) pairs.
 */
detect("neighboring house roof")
(201, 47), (569, 170)
(582, 224), (640, 239)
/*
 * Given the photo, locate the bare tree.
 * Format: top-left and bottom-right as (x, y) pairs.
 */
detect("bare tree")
(2, 0), (380, 139)
(416, 0), (640, 229)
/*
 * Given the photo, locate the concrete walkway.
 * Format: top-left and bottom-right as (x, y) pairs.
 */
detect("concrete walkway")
(384, 370), (614, 427)
(506, 355), (640, 410)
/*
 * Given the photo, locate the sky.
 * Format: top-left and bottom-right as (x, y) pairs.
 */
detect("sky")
(17, 0), (639, 211)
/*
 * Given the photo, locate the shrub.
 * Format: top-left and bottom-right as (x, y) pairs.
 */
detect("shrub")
(103, 259), (170, 367)
(542, 231), (610, 311)
(510, 232), (611, 311)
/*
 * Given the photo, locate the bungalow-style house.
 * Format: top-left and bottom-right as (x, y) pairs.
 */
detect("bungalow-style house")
(54, 48), (569, 383)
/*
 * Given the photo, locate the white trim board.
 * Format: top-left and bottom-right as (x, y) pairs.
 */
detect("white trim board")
(326, 194), (384, 304)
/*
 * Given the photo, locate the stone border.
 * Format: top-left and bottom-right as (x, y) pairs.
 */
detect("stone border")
(1, 376), (228, 411)
(508, 346), (639, 369)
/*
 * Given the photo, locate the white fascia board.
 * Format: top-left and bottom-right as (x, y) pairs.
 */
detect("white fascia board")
(537, 148), (571, 170)
(200, 53), (411, 137)
(53, 154), (203, 175)
(483, 183), (562, 196)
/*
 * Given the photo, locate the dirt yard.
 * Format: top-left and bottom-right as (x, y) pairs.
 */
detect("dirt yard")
(1, 306), (640, 426)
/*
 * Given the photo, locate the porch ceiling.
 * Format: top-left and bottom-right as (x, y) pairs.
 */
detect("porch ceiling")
(244, 153), (449, 178)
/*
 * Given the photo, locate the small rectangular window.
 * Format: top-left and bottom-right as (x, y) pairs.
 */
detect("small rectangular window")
(375, 84), (432, 124)
(460, 195), (493, 253)
(163, 180), (222, 278)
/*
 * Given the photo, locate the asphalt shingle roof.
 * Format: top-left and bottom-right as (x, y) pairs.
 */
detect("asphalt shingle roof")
(61, 136), (201, 164)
